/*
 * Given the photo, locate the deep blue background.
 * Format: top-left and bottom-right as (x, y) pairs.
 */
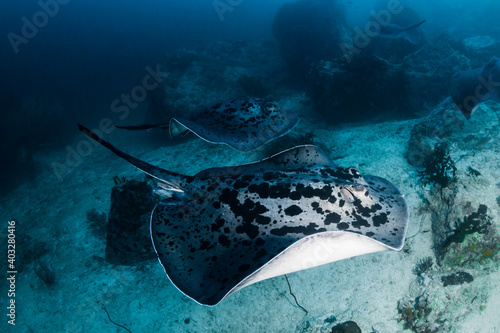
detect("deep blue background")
(1, 0), (286, 112)
(1, 0), (497, 118)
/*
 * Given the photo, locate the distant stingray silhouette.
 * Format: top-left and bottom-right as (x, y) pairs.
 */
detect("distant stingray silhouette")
(450, 57), (500, 119)
(377, 19), (426, 44)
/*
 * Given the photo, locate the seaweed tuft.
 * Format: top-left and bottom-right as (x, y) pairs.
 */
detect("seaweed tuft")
(113, 175), (128, 185)
(443, 204), (491, 248)
(412, 257), (434, 277)
(418, 142), (456, 188)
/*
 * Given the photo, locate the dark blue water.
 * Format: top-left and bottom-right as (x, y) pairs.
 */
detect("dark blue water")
(1, 1), (282, 111)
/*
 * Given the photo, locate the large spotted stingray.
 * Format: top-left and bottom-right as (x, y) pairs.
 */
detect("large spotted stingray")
(78, 124), (409, 305)
(117, 97), (299, 151)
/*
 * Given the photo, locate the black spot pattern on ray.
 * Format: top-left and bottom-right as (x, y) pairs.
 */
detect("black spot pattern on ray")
(75, 123), (409, 306)
(172, 98), (299, 151)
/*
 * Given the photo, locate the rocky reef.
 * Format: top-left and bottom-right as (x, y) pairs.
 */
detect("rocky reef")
(144, 40), (288, 126)
(307, 32), (471, 123)
(272, 0), (350, 79)
(105, 179), (157, 265)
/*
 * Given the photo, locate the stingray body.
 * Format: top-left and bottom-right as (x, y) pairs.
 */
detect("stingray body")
(377, 19), (426, 44)
(450, 57), (500, 119)
(117, 97), (299, 151)
(78, 124), (409, 305)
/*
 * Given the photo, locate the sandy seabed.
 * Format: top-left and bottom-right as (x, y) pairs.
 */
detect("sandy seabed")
(1, 98), (499, 333)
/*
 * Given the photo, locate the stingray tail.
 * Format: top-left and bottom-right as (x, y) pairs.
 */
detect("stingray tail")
(77, 124), (191, 192)
(116, 123), (170, 131)
(402, 19), (426, 32)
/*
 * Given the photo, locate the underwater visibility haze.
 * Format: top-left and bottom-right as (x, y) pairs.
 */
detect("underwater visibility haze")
(1, 0), (500, 332)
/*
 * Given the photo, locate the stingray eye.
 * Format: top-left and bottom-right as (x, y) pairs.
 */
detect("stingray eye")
(353, 184), (365, 192)
(340, 187), (356, 203)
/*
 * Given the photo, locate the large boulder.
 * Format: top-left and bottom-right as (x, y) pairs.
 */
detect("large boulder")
(105, 179), (156, 265)
(308, 56), (410, 123)
(405, 98), (464, 167)
(272, 0), (350, 78)
(307, 33), (470, 123)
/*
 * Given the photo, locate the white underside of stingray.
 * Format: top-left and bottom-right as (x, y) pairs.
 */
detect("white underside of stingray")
(193, 231), (401, 305)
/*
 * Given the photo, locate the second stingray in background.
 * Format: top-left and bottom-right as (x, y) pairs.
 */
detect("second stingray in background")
(450, 57), (500, 119)
(116, 97), (299, 151)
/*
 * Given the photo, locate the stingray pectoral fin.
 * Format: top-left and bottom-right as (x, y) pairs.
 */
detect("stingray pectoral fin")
(151, 200), (226, 305)
(169, 99), (299, 151)
(227, 232), (392, 299)
(379, 20), (425, 40)
(193, 145), (335, 179)
(481, 58), (500, 103)
(169, 119), (191, 138)
(402, 19), (426, 32)
(451, 57), (500, 119)
(77, 124), (190, 191)
(116, 123), (170, 131)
